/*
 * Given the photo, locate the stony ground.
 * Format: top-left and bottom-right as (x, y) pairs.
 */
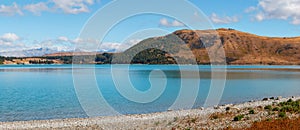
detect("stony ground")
(0, 96), (299, 130)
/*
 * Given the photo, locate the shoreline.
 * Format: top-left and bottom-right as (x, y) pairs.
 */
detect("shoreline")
(1, 96), (299, 129)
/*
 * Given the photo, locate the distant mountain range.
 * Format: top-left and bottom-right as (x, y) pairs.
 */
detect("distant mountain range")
(0, 48), (116, 57)
(0, 48), (60, 57)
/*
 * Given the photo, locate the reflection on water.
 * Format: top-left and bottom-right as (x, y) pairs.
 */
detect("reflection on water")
(0, 65), (300, 121)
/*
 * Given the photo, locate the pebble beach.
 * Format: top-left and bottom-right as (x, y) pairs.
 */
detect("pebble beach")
(0, 96), (299, 130)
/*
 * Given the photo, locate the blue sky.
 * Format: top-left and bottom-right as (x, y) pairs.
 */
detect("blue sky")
(0, 0), (300, 54)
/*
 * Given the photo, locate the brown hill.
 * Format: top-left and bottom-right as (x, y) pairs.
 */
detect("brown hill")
(171, 28), (300, 65)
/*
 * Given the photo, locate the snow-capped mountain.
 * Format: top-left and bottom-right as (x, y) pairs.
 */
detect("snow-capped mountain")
(0, 48), (63, 57)
(0, 48), (118, 57)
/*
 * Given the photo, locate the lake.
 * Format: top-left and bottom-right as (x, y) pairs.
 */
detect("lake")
(0, 65), (300, 121)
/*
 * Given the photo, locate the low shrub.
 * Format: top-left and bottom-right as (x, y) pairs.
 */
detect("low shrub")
(191, 118), (196, 123)
(277, 99), (300, 113)
(154, 121), (160, 126)
(278, 112), (286, 118)
(272, 107), (280, 111)
(233, 114), (244, 121)
(210, 113), (219, 120)
(264, 105), (272, 110)
(174, 117), (178, 121)
(280, 105), (293, 112)
(249, 109), (255, 114)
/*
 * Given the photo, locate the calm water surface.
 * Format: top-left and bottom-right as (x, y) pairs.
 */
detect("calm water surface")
(0, 65), (300, 121)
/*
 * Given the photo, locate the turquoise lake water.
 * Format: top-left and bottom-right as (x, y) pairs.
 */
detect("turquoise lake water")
(0, 65), (300, 121)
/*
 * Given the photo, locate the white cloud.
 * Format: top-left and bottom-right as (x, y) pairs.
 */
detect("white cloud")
(159, 18), (185, 27)
(85, 0), (95, 5)
(52, 0), (95, 14)
(245, 6), (257, 13)
(0, 33), (25, 53)
(68, 37), (140, 52)
(70, 38), (99, 45)
(255, 13), (265, 21)
(160, 18), (169, 26)
(0, 43), (26, 53)
(0, 2), (23, 16)
(37, 39), (74, 51)
(24, 2), (50, 15)
(52, 37), (99, 52)
(58, 36), (69, 42)
(99, 42), (122, 52)
(210, 13), (239, 24)
(249, 0), (300, 25)
(292, 18), (300, 25)
(0, 41), (13, 47)
(99, 39), (141, 52)
(0, 33), (20, 42)
(1, 0), (96, 16)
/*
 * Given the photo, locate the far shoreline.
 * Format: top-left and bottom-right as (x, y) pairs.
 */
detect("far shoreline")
(1, 63), (300, 66)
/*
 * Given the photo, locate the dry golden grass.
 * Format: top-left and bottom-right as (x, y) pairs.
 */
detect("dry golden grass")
(245, 117), (300, 130)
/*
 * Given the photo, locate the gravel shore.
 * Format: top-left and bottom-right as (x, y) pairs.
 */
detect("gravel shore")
(1, 96), (299, 130)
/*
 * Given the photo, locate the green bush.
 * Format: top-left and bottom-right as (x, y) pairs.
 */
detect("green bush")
(287, 99), (293, 103)
(249, 109), (255, 114)
(212, 115), (219, 120)
(280, 105), (294, 112)
(266, 118), (272, 121)
(154, 121), (160, 126)
(173, 117), (178, 122)
(191, 118), (196, 123)
(264, 105), (272, 110)
(272, 107), (280, 111)
(278, 112), (286, 118)
(233, 114), (244, 121)
(278, 99), (300, 113)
